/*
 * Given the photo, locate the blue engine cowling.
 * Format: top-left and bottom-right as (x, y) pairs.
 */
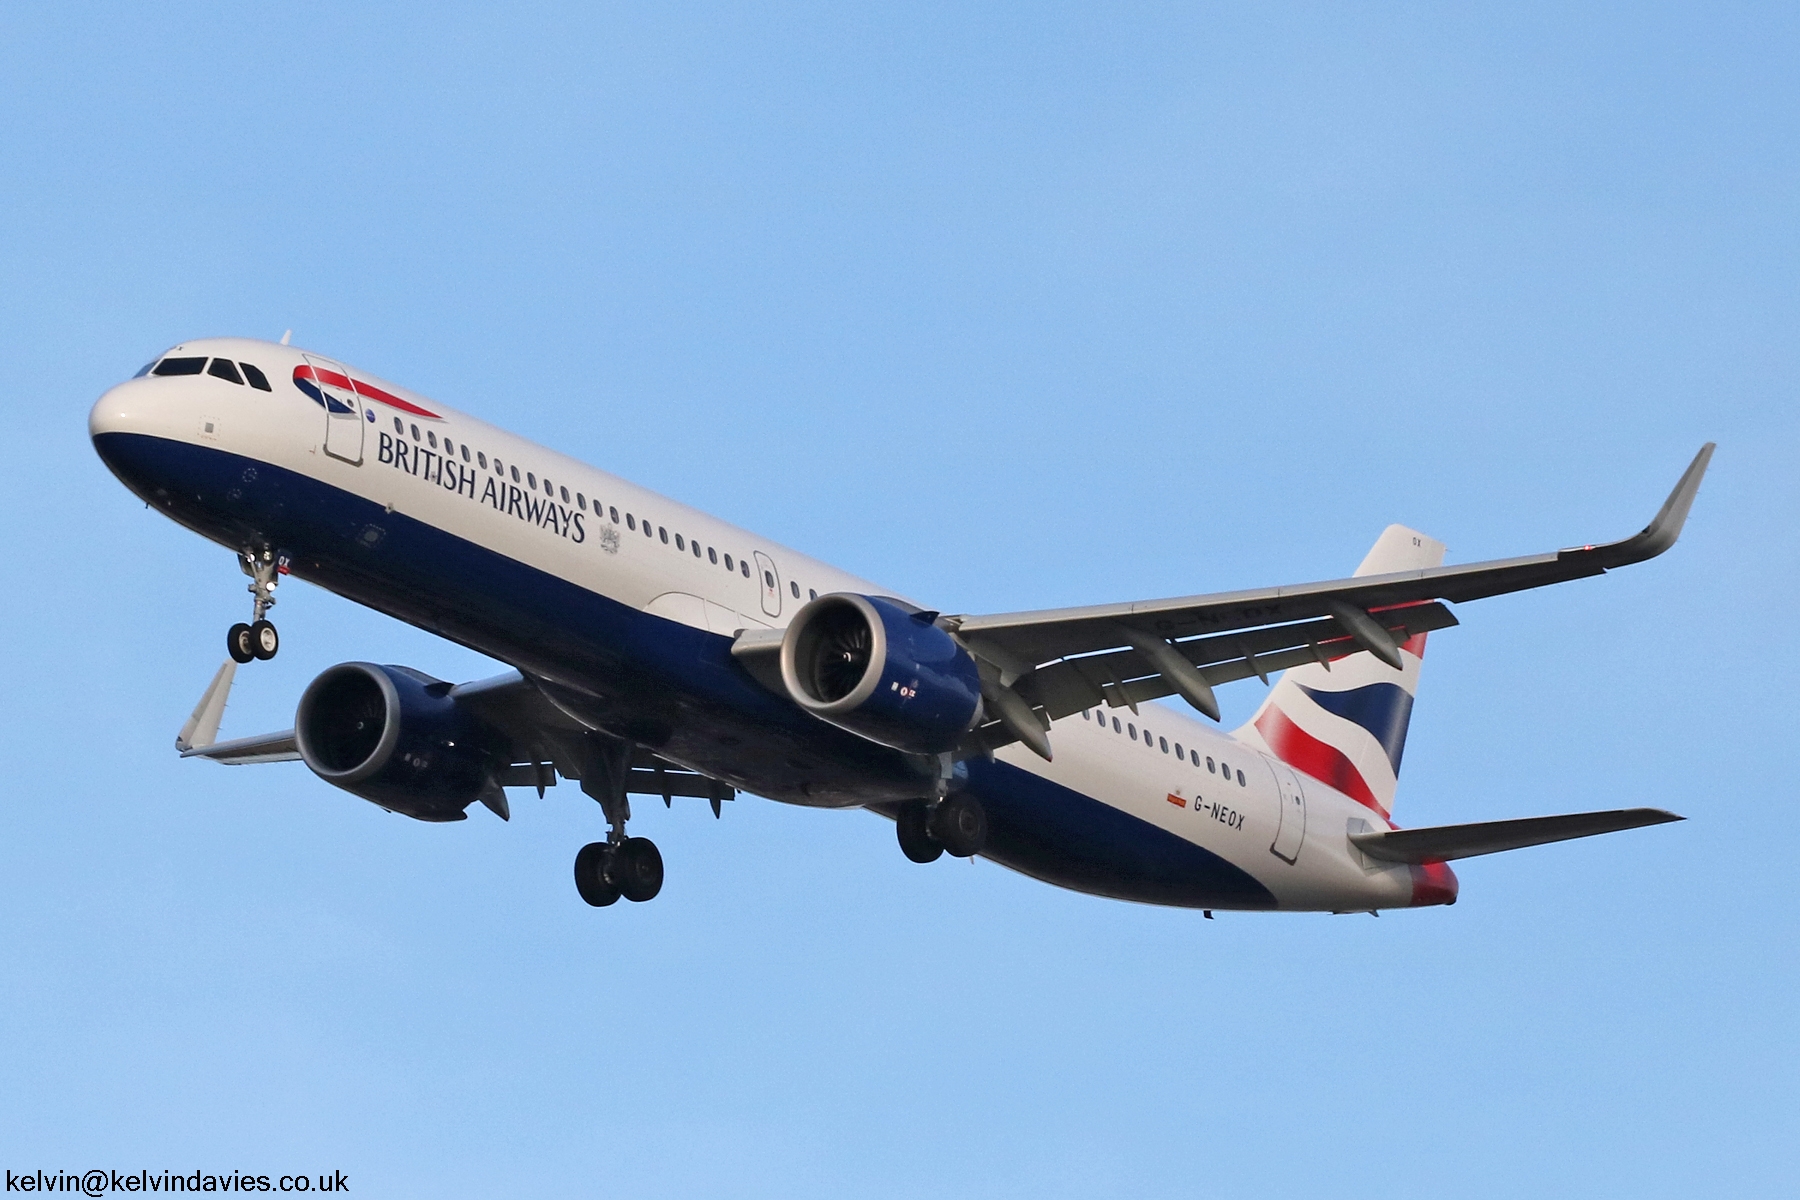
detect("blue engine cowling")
(294, 662), (510, 822)
(779, 594), (982, 755)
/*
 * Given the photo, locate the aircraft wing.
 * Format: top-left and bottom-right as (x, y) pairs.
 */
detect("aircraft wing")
(175, 665), (735, 815)
(947, 444), (1713, 755)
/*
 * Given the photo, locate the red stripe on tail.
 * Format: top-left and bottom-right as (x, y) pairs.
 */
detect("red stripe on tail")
(1253, 705), (1388, 818)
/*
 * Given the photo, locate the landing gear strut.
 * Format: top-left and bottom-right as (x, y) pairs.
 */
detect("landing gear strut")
(896, 794), (987, 862)
(571, 732), (665, 906)
(227, 550), (281, 663)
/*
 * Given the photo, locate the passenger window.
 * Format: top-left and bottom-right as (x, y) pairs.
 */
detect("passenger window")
(1112, 718), (1122, 733)
(1221, 761), (1231, 778)
(1237, 770), (1246, 786)
(693, 541), (703, 558)
(790, 580), (800, 598)
(560, 486), (570, 503)
(675, 534), (685, 550)
(428, 431), (438, 449)
(394, 418), (405, 434)
(241, 362), (271, 391)
(707, 548), (717, 564)
(1081, 710), (1090, 721)
(577, 494), (586, 510)
(444, 439), (454, 455)
(610, 507), (619, 523)
(411, 424), (421, 442)
(741, 560), (751, 578)
(1159, 737), (1168, 753)
(461, 445), (471, 462)
(809, 588), (817, 600)
(1174, 743), (1183, 758)
(659, 527), (669, 543)
(207, 358), (244, 384)
(763, 570), (774, 589)
(527, 472), (536, 487)
(644, 522), (654, 537)
(543, 478), (552, 495)
(511, 466), (520, 482)
(627, 514), (636, 531)
(724, 553), (734, 571)
(152, 356), (207, 376)
(1192, 749), (1202, 766)
(478, 452), (488, 468)
(1207, 757), (1216, 774)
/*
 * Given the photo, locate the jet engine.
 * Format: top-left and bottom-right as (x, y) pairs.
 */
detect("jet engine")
(779, 594), (982, 755)
(294, 662), (511, 821)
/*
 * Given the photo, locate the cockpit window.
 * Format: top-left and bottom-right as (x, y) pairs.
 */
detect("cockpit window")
(241, 363), (272, 391)
(132, 361), (156, 378)
(152, 356), (207, 376)
(207, 358), (245, 385)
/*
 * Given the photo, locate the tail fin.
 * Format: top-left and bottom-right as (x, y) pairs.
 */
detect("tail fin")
(1234, 525), (1445, 820)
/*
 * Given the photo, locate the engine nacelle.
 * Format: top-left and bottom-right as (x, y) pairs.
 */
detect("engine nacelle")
(295, 662), (510, 822)
(779, 594), (982, 755)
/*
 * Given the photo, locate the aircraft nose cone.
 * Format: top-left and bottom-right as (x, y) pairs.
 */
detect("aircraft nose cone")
(90, 379), (176, 500)
(89, 380), (146, 441)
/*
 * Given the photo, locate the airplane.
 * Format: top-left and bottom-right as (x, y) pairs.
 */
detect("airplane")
(90, 336), (1712, 912)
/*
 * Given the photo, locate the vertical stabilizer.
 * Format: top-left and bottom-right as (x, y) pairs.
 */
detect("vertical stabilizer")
(1234, 526), (1445, 820)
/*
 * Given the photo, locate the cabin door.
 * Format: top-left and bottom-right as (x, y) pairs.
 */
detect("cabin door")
(1269, 760), (1308, 864)
(302, 354), (365, 465)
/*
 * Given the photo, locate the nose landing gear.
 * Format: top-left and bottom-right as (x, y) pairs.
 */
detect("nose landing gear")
(226, 550), (282, 663)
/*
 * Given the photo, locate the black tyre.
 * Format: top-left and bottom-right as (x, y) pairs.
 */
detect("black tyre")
(227, 623), (255, 664)
(612, 837), (664, 903)
(931, 794), (987, 858)
(249, 619), (279, 660)
(574, 842), (621, 907)
(896, 800), (943, 863)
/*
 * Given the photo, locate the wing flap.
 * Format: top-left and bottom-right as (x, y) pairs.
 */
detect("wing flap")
(1350, 808), (1684, 864)
(969, 602), (1457, 754)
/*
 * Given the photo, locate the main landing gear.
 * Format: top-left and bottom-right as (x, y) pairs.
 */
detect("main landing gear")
(896, 795), (987, 863)
(572, 732), (664, 907)
(573, 837), (665, 907)
(226, 549), (282, 664)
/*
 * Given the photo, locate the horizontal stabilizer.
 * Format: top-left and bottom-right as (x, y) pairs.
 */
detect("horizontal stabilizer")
(1350, 807), (1683, 864)
(180, 729), (300, 764)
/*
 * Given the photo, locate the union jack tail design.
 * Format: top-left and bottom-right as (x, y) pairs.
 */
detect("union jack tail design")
(1233, 525), (1445, 821)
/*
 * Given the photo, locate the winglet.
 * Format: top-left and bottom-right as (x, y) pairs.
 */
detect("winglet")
(1585, 443), (1715, 568)
(175, 659), (238, 753)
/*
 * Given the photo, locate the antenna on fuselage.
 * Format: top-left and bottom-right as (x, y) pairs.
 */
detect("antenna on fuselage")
(279, 329), (292, 346)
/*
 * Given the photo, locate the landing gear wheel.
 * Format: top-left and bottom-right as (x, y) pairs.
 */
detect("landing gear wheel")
(612, 837), (664, 903)
(931, 794), (987, 858)
(574, 842), (621, 907)
(249, 619), (279, 661)
(896, 800), (944, 863)
(227, 623), (255, 664)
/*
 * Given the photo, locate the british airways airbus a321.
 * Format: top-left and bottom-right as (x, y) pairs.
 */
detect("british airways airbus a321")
(90, 337), (1711, 911)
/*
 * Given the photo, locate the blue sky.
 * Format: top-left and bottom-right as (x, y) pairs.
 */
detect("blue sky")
(2, 3), (1795, 1196)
